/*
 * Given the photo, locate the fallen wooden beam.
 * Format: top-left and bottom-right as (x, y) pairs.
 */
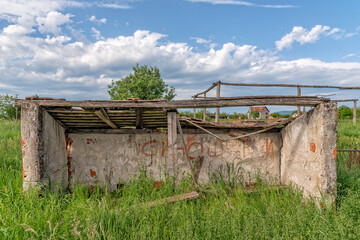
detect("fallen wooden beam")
(94, 108), (118, 129)
(139, 191), (200, 208)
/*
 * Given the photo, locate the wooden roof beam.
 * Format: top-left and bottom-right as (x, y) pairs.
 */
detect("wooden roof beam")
(15, 96), (330, 109)
(94, 108), (118, 129)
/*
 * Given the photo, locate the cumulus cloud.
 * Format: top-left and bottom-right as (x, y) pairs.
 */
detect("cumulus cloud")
(0, 2), (359, 101)
(36, 11), (72, 34)
(1, 26), (360, 100)
(187, 0), (297, 8)
(275, 25), (340, 50)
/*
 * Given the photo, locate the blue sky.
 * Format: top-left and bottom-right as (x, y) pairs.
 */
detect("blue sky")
(1, 0), (360, 112)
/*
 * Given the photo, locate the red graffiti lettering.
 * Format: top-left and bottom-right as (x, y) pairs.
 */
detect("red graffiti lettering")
(142, 139), (160, 157)
(177, 147), (185, 162)
(225, 140), (241, 153)
(161, 141), (167, 157)
(265, 138), (274, 157)
(188, 142), (204, 160)
(208, 139), (223, 157)
(86, 138), (97, 144)
(243, 142), (250, 158)
(186, 135), (198, 146)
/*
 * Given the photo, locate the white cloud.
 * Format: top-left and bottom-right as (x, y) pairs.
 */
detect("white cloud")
(187, 0), (297, 8)
(275, 25), (340, 51)
(191, 37), (211, 44)
(2, 27), (360, 100)
(91, 27), (103, 40)
(343, 53), (357, 59)
(36, 11), (72, 34)
(89, 15), (107, 25)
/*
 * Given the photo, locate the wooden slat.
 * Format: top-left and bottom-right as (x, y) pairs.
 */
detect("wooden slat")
(64, 123), (109, 126)
(106, 110), (136, 114)
(46, 110), (94, 114)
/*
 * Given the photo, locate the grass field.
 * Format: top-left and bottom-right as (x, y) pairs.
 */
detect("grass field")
(1, 119), (360, 239)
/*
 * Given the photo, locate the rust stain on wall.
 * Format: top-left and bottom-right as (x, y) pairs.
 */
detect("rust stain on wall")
(310, 143), (316, 153)
(22, 167), (27, 182)
(90, 169), (97, 178)
(65, 134), (74, 182)
(21, 138), (26, 149)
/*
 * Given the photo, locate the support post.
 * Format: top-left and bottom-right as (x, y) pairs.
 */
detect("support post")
(203, 93), (206, 122)
(192, 96), (196, 118)
(354, 100), (357, 125)
(136, 108), (143, 129)
(167, 111), (178, 177)
(297, 86), (301, 116)
(15, 94), (19, 120)
(21, 102), (44, 190)
(215, 81), (220, 122)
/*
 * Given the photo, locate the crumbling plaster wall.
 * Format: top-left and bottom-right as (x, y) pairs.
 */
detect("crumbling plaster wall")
(67, 132), (281, 190)
(21, 102), (67, 190)
(281, 102), (337, 202)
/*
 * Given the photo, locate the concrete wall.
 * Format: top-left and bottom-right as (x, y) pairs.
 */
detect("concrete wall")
(67, 132), (281, 190)
(21, 102), (67, 190)
(42, 111), (67, 189)
(281, 102), (337, 202)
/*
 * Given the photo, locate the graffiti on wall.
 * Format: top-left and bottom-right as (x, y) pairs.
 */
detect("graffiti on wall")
(138, 134), (275, 161)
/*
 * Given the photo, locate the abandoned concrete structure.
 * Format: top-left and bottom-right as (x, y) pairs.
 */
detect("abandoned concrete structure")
(16, 96), (337, 202)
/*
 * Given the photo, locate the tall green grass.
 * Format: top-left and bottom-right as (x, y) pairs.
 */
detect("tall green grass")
(1, 119), (360, 239)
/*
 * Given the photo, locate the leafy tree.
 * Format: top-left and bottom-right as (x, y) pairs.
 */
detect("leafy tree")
(178, 111), (193, 118)
(0, 94), (19, 119)
(251, 110), (259, 119)
(108, 64), (176, 100)
(271, 112), (280, 118)
(338, 105), (353, 119)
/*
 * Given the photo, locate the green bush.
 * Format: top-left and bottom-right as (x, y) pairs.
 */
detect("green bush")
(338, 105), (353, 119)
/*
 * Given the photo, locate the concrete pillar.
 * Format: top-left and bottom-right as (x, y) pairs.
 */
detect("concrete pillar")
(167, 112), (178, 177)
(354, 100), (357, 125)
(203, 93), (206, 122)
(281, 102), (337, 204)
(21, 102), (44, 190)
(297, 86), (301, 116)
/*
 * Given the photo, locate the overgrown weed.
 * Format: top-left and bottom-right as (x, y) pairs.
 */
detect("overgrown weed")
(1, 119), (360, 239)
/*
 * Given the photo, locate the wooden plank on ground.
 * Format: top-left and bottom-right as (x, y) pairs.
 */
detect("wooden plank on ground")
(139, 191), (199, 208)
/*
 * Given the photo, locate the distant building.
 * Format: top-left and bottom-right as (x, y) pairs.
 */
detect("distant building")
(248, 106), (270, 119)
